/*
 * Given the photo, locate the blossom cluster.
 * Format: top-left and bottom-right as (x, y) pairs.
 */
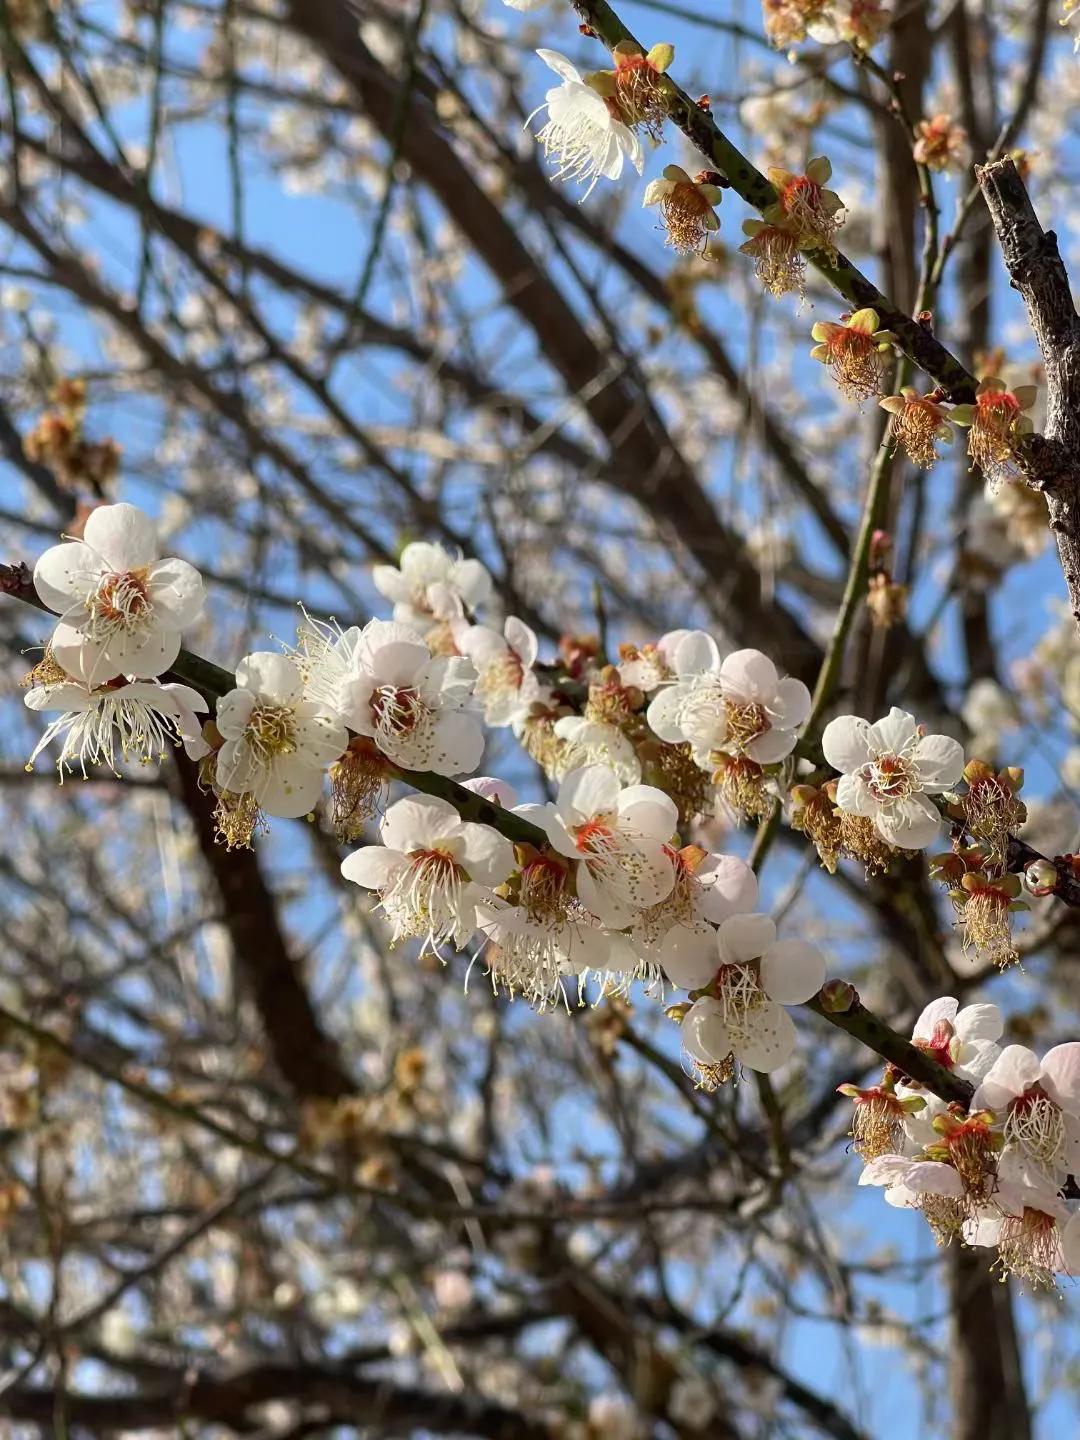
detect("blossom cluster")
(844, 998), (1080, 1289)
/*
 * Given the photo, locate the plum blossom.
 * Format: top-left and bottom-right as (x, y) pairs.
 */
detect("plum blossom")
(341, 793), (515, 954)
(906, 996), (1003, 1085)
(25, 677), (207, 777)
(325, 619), (484, 776)
(679, 913), (826, 1075)
(527, 50), (643, 198)
(552, 713), (641, 784)
(645, 630), (724, 752)
(634, 847), (758, 982)
(372, 542), (492, 634)
(858, 1152), (966, 1210)
(617, 629), (705, 691)
(33, 502), (205, 683)
(822, 707), (964, 849)
(973, 1043), (1080, 1188)
(453, 616), (539, 726)
(643, 164), (722, 254)
(964, 1184), (1080, 1288)
(215, 653), (347, 818)
(527, 764), (676, 928)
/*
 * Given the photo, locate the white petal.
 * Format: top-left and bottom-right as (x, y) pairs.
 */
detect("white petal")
(536, 48), (582, 82)
(503, 616), (538, 667)
(697, 854), (758, 923)
(745, 727), (796, 764)
(673, 630), (720, 676)
(821, 714), (873, 772)
(340, 847), (405, 889)
(462, 776), (518, 808)
(768, 676), (811, 728)
(292, 708), (348, 767)
(371, 564), (412, 603)
(556, 764), (621, 825)
(912, 732), (965, 791)
(867, 706), (919, 755)
(874, 793), (940, 849)
(759, 939), (826, 1004)
(215, 688), (256, 738)
(955, 1003), (1004, 1044)
(429, 710), (485, 776)
(23, 682), (90, 713)
(33, 541), (100, 615)
(235, 652), (303, 703)
(365, 639), (430, 688)
(146, 558), (205, 629)
(835, 770), (877, 816)
(912, 997), (958, 1041)
(83, 502), (158, 569)
(49, 623), (107, 686)
(660, 923), (720, 990)
(617, 784), (678, 840)
(717, 912), (776, 964)
(256, 761), (325, 819)
(576, 860), (637, 929)
(646, 685), (689, 743)
(903, 1161), (964, 1197)
(732, 1003), (797, 1073)
(1038, 1043), (1080, 1112)
(452, 558), (494, 611)
(720, 648), (778, 702)
(457, 624), (507, 668)
(859, 1155), (911, 1187)
(972, 1044), (1039, 1110)
(380, 793), (459, 852)
(458, 822), (515, 886)
(682, 998), (731, 1063)
(101, 624), (181, 681)
(1062, 1212), (1080, 1276)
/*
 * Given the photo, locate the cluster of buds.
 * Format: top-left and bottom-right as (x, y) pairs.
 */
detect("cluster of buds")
(864, 528), (907, 631)
(24, 379), (121, 496)
(950, 377), (1038, 484)
(930, 846), (1026, 969)
(880, 386), (954, 468)
(912, 113), (969, 173)
(644, 165), (724, 254)
(810, 308), (896, 401)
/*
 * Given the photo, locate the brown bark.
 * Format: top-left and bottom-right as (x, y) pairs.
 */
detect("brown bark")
(947, 1248), (1032, 1440)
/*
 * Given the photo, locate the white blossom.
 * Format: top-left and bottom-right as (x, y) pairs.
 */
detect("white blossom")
(372, 541), (492, 632)
(215, 653), (347, 818)
(553, 713), (642, 784)
(616, 629), (703, 691)
(973, 1042), (1080, 1187)
(25, 678), (207, 777)
(679, 913), (826, 1073)
(822, 706), (964, 849)
(341, 793), (514, 954)
(33, 502), (205, 683)
(454, 616), (539, 726)
(526, 764), (676, 928)
(858, 1153), (965, 1209)
(527, 50), (643, 198)
(905, 996), (1003, 1085)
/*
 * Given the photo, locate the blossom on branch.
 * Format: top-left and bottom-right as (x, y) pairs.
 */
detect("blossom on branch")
(453, 616), (540, 726)
(973, 1043), (1080, 1189)
(810, 308), (895, 400)
(764, 156), (845, 256)
(527, 50), (643, 198)
(879, 387), (954, 467)
(24, 676), (207, 777)
(372, 541), (492, 645)
(643, 165), (723, 254)
(949, 377), (1038, 483)
(33, 502), (205, 684)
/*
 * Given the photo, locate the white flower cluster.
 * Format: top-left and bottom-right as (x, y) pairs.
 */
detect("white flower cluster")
(849, 998), (1080, 1287)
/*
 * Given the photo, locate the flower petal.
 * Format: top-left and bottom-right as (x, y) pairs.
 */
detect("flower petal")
(972, 1044), (1040, 1111)
(380, 793), (459, 852)
(874, 793), (940, 849)
(146, 558), (205, 629)
(83, 502), (158, 569)
(697, 854), (758, 923)
(720, 648), (778, 701)
(458, 822), (515, 886)
(660, 923), (720, 990)
(617, 784), (678, 841)
(717, 912), (776, 964)
(911, 731), (965, 791)
(556, 764), (621, 825)
(1040, 1042), (1080, 1112)
(822, 714), (873, 773)
(768, 677), (811, 729)
(673, 630), (720, 676)
(867, 706), (919, 756)
(33, 542), (100, 616)
(340, 846), (405, 890)
(759, 939), (826, 1004)
(235, 652), (303, 703)
(732, 1003), (797, 1073)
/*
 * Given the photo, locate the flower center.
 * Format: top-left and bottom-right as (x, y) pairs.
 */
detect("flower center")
(381, 847), (467, 953)
(862, 752), (914, 801)
(87, 568), (152, 634)
(1005, 1089), (1065, 1167)
(722, 699), (769, 752)
(996, 1208), (1060, 1289)
(573, 818), (616, 855)
(246, 703), (297, 761)
(519, 855), (571, 924)
(477, 653), (524, 702)
(917, 1018), (956, 1069)
(371, 684), (424, 737)
(712, 961), (767, 1031)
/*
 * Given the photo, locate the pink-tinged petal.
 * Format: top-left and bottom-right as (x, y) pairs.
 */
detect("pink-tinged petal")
(458, 822), (515, 887)
(380, 793), (459, 852)
(954, 1003), (1004, 1044)
(745, 726), (797, 764)
(720, 648), (777, 702)
(556, 764), (621, 825)
(867, 706), (919, 756)
(697, 854), (758, 923)
(759, 939), (826, 1004)
(673, 630), (720, 676)
(235, 652), (303, 703)
(33, 541), (100, 615)
(1039, 1043), (1080, 1111)
(462, 776), (518, 808)
(83, 502), (158, 569)
(146, 558), (205, 628)
(682, 998), (731, 1064)
(617, 784), (678, 841)
(503, 616), (538, 667)
(428, 710), (485, 777)
(340, 846), (405, 890)
(717, 912), (776, 964)
(646, 685), (689, 743)
(822, 714), (873, 772)
(660, 923), (720, 990)
(912, 996), (958, 1041)
(911, 731), (965, 791)
(874, 793), (940, 849)
(732, 1003), (797, 1073)
(972, 1044), (1039, 1111)
(256, 761), (325, 819)
(768, 677), (811, 729)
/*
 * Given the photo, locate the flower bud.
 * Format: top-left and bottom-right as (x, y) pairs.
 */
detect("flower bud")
(819, 979), (858, 1013)
(1023, 858), (1057, 897)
